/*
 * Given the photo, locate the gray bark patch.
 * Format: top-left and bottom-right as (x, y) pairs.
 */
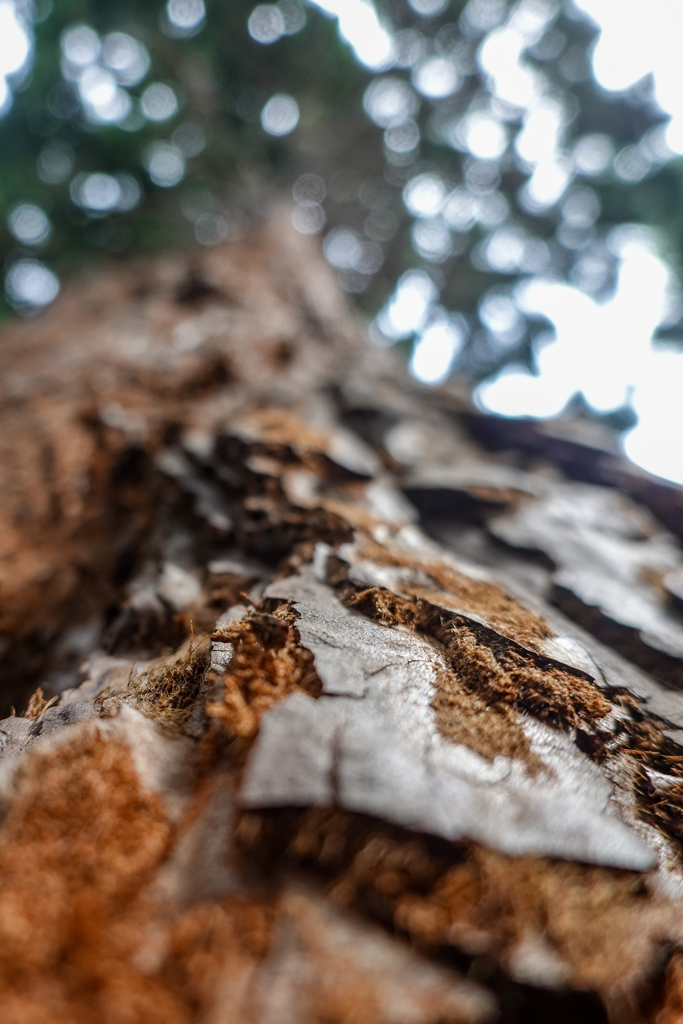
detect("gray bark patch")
(241, 572), (655, 871)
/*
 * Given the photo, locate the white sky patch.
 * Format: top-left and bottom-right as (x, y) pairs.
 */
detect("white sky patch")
(476, 236), (683, 484)
(0, 2), (31, 113)
(479, 239), (670, 414)
(576, 0), (683, 154)
(623, 350), (683, 484)
(470, 0), (683, 486)
(0, 2), (30, 75)
(410, 311), (465, 384)
(521, 156), (572, 211)
(309, 0), (394, 70)
(516, 98), (566, 165)
(462, 112), (508, 160)
(375, 269), (438, 340)
(478, 26), (543, 108)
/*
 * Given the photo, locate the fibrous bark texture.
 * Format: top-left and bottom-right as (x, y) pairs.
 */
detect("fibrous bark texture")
(3, 214), (683, 1022)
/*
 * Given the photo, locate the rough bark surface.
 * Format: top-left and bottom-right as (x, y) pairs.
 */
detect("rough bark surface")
(3, 214), (683, 1021)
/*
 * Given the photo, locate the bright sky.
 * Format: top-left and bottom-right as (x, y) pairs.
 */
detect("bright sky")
(0, 1), (30, 110)
(476, 0), (683, 484)
(307, 1), (683, 484)
(309, 0), (394, 69)
(577, 0), (683, 154)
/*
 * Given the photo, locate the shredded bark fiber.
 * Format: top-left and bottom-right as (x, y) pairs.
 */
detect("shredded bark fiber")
(235, 489), (353, 559)
(654, 951), (683, 1024)
(162, 885), (488, 1024)
(602, 696), (683, 860)
(0, 725), (479, 1024)
(0, 728), (173, 1022)
(237, 807), (674, 1014)
(7, 218), (683, 1023)
(22, 685), (58, 721)
(208, 606), (322, 749)
(429, 663), (542, 767)
(96, 642), (209, 731)
(345, 585), (611, 745)
(237, 407), (331, 452)
(352, 533), (553, 648)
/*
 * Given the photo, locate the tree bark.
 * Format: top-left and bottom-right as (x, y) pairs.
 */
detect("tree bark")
(2, 212), (683, 1022)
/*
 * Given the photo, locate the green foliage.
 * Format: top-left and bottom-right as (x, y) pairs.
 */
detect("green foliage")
(0, 1), (362, 297)
(1, 0), (681, 384)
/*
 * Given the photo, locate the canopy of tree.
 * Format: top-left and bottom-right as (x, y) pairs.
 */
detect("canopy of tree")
(1, 0), (682, 399)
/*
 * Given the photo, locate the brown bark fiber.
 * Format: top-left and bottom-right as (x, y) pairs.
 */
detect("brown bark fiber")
(2, 214), (683, 1022)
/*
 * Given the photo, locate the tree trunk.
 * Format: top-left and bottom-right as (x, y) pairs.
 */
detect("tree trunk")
(2, 212), (683, 1023)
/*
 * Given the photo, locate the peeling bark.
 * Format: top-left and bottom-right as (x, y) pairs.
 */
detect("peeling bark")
(2, 214), (683, 1021)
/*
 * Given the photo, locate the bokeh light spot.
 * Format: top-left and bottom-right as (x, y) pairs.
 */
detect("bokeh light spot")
(37, 141), (74, 184)
(410, 312), (466, 384)
(323, 227), (361, 269)
(71, 172), (122, 212)
(292, 204), (326, 234)
(403, 173), (447, 218)
(614, 145), (651, 183)
(5, 259), (60, 309)
(194, 213), (229, 245)
(375, 269), (439, 341)
(249, 5), (286, 44)
(293, 173), (326, 205)
(8, 204), (51, 246)
(384, 118), (420, 155)
(365, 209), (398, 242)
(572, 133), (614, 176)
(141, 82), (179, 122)
(443, 188), (476, 232)
(278, 0), (307, 34)
(172, 122), (206, 157)
(561, 187), (600, 228)
(412, 218), (452, 262)
(408, 0), (449, 16)
(61, 24), (100, 69)
(78, 65), (132, 124)
(115, 174), (143, 212)
(461, 112), (507, 160)
(355, 240), (384, 274)
(102, 32), (150, 87)
(363, 77), (419, 128)
(479, 289), (524, 345)
(166, 0), (206, 35)
(142, 142), (185, 187)
(412, 57), (459, 98)
(260, 93), (299, 135)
